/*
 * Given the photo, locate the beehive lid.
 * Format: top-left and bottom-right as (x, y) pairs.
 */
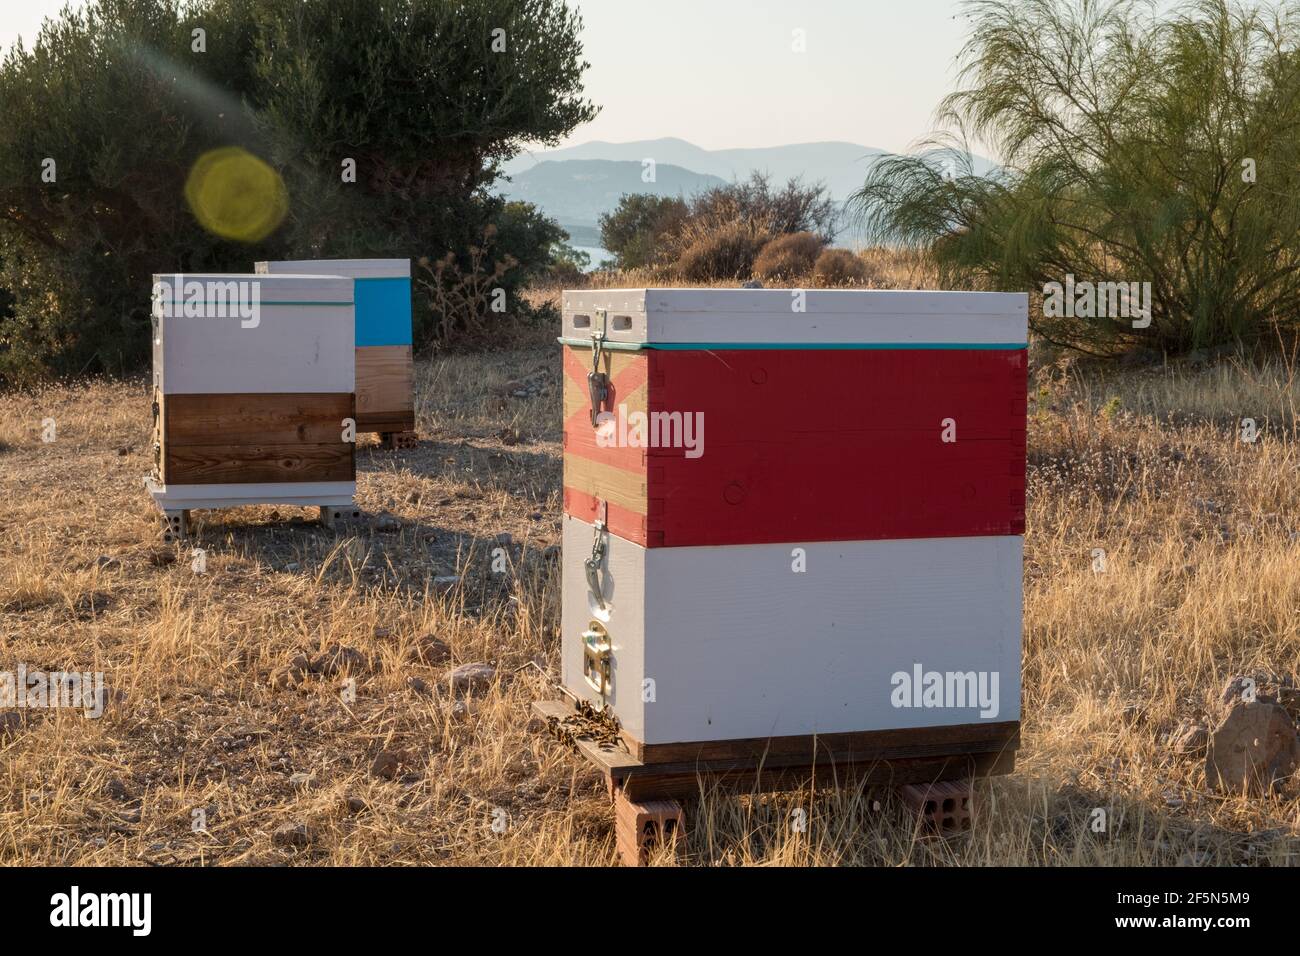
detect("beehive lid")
(560, 288), (1027, 348)
(256, 259), (411, 279)
(153, 272), (354, 306)
(150, 273), (354, 395)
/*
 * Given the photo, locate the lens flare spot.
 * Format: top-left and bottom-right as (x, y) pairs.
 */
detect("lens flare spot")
(184, 147), (287, 242)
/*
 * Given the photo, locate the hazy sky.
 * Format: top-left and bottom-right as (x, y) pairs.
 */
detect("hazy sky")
(560, 0), (977, 153)
(2, 0), (981, 154)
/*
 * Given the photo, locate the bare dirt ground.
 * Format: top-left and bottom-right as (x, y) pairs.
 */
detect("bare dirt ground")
(2, 317), (1300, 865)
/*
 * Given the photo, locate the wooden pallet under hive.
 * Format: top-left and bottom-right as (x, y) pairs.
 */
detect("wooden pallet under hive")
(533, 698), (1019, 803)
(532, 697), (1016, 865)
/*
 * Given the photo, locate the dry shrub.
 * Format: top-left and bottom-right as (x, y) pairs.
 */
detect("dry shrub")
(672, 219), (772, 283)
(857, 246), (934, 288)
(752, 231), (825, 282)
(812, 248), (870, 287)
(416, 224), (518, 342)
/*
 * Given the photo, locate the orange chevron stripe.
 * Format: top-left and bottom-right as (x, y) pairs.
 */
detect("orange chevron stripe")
(562, 346), (648, 395)
(562, 346), (652, 472)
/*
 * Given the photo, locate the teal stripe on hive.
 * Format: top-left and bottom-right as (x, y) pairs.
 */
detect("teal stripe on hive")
(557, 338), (1027, 351)
(162, 300), (354, 307)
(355, 277), (412, 346)
(646, 341), (1028, 350)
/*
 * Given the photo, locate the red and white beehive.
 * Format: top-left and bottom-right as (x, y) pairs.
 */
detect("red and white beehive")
(560, 288), (1027, 757)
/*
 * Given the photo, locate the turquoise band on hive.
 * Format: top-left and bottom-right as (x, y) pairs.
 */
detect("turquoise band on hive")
(556, 338), (1027, 351)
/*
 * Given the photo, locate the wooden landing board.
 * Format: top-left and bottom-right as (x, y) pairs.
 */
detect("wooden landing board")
(613, 751), (1015, 803)
(626, 718), (1021, 766)
(532, 701), (1016, 803)
(161, 392), (355, 485)
(355, 345), (415, 431)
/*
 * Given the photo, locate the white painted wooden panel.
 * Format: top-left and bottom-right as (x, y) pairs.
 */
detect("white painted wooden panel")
(257, 259), (411, 279)
(157, 303), (354, 394)
(145, 477), (354, 509)
(562, 515), (1022, 745)
(561, 289), (648, 314)
(154, 272), (353, 303)
(561, 515), (648, 742)
(561, 288), (1028, 346)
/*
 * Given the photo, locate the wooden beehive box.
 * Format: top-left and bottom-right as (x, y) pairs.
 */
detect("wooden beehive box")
(256, 259), (413, 436)
(559, 288), (1028, 761)
(145, 272), (356, 516)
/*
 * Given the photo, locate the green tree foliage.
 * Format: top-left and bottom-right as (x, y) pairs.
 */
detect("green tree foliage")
(545, 239), (592, 285)
(0, 0), (240, 381)
(598, 194), (689, 270)
(0, 0), (596, 383)
(851, 0), (1300, 355)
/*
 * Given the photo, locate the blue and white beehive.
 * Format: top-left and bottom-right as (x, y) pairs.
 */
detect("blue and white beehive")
(256, 258), (414, 435)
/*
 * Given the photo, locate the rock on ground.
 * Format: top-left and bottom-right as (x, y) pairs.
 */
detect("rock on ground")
(448, 662), (496, 697)
(1206, 701), (1300, 794)
(272, 823), (311, 848)
(310, 644), (368, 676)
(369, 750), (408, 781)
(1168, 719), (1210, 757)
(409, 635), (451, 665)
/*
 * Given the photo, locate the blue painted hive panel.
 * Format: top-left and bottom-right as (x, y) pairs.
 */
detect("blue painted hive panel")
(355, 277), (412, 347)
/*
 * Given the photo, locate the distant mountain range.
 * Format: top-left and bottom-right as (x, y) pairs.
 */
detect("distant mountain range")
(497, 136), (997, 248)
(498, 158), (726, 236)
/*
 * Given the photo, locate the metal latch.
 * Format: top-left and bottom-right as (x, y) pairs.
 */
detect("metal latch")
(584, 500), (608, 610)
(582, 620), (612, 699)
(587, 308), (608, 426)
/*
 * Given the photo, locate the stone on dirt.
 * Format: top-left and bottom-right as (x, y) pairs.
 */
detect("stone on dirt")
(272, 822), (311, 848)
(1205, 701), (1300, 794)
(448, 662), (496, 697)
(310, 644), (368, 676)
(1168, 719), (1210, 756)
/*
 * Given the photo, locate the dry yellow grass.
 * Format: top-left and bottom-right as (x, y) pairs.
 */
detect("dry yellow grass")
(1, 314), (1300, 864)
